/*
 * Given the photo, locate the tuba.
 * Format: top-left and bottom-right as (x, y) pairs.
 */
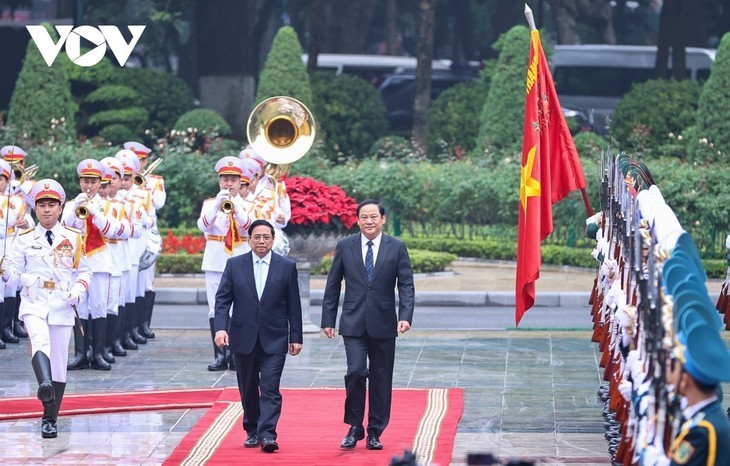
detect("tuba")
(246, 96), (316, 176)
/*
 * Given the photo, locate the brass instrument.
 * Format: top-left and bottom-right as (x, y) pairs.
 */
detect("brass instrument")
(133, 157), (164, 187)
(220, 190), (234, 214)
(11, 163), (39, 188)
(246, 96), (315, 177)
(75, 189), (92, 219)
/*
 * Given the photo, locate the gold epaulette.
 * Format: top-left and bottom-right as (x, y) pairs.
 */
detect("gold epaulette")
(18, 227), (34, 236)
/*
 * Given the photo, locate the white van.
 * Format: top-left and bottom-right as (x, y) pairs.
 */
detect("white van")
(551, 45), (716, 134)
(301, 53), (457, 86)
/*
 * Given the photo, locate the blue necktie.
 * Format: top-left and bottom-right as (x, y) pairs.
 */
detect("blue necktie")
(255, 259), (265, 299)
(365, 240), (374, 283)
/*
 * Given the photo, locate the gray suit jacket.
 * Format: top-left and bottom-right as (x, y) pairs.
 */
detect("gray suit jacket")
(321, 233), (414, 338)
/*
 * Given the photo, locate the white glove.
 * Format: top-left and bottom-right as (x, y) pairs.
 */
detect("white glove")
(618, 380), (632, 402)
(65, 284), (86, 306)
(0, 257), (9, 281)
(215, 190), (229, 208)
(75, 192), (89, 205)
(641, 443), (670, 466)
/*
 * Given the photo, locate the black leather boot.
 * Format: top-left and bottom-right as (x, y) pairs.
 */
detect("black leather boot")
(109, 313), (126, 356)
(130, 296), (147, 344)
(41, 381), (66, 439)
(102, 315), (115, 363)
(67, 319), (89, 370)
(139, 290), (155, 339)
(90, 318), (111, 370)
(121, 303), (138, 350)
(207, 318), (227, 371)
(1, 297), (19, 344)
(13, 292), (27, 338)
(31, 352), (55, 403)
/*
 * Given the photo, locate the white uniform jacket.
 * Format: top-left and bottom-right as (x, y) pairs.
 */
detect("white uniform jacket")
(197, 196), (254, 273)
(5, 224), (92, 326)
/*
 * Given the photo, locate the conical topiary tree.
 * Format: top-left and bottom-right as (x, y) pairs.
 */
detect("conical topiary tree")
(696, 31), (730, 159)
(7, 23), (75, 144)
(475, 25), (531, 153)
(254, 26), (313, 109)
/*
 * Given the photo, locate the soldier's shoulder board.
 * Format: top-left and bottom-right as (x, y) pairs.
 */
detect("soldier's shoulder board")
(18, 227), (34, 236)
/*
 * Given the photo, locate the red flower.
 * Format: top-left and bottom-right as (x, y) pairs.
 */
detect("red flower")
(283, 176), (358, 236)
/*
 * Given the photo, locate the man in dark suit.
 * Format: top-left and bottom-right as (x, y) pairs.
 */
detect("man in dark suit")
(214, 219), (303, 453)
(321, 199), (415, 451)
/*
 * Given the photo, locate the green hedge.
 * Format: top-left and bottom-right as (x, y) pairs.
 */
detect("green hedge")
(156, 254), (203, 274)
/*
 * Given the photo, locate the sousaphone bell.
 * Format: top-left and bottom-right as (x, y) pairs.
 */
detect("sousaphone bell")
(246, 96), (316, 171)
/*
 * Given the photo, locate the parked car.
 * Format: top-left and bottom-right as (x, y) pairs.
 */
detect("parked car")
(377, 70), (479, 133)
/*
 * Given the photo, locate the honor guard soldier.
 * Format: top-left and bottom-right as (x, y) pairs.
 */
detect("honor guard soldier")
(123, 141), (164, 339)
(115, 150), (154, 348)
(1, 145), (35, 342)
(0, 160), (23, 349)
(63, 159), (124, 371)
(1, 179), (92, 438)
(101, 157), (135, 358)
(198, 156), (255, 371)
(641, 320), (730, 466)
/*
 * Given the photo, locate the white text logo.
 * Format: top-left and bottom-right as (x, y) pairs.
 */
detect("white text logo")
(26, 25), (146, 67)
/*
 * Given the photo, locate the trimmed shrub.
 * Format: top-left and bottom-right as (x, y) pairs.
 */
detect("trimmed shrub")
(98, 124), (137, 145)
(173, 108), (232, 137)
(696, 31), (730, 160)
(62, 51), (117, 95)
(309, 71), (388, 161)
(7, 23), (75, 144)
(427, 78), (489, 160)
(475, 25), (530, 152)
(111, 67), (195, 135)
(254, 26), (313, 109)
(88, 107), (149, 137)
(370, 136), (421, 161)
(611, 79), (701, 151)
(157, 254), (203, 274)
(85, 85), (140, 109)
(313, 249), (456, 276)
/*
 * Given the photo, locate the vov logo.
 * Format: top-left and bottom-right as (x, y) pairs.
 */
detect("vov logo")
(26, 25), (146, 67)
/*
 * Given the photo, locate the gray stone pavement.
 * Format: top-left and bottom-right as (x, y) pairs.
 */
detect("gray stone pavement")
(0, 261), (724, 465)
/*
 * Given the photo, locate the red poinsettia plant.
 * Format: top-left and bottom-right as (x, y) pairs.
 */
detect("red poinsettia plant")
(162, 230), (207, 254)
(283, 176), (359, 237)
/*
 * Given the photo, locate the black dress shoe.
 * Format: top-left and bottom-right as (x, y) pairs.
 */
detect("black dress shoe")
(366, 435), (383, 450)
(244, 433), (260, 448)
(340, 425), (365, 449)
(260, 438), (279, 453)
(41, 418), (57, 438)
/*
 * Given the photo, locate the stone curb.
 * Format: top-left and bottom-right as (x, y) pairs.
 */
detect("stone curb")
(155, 288), (724, 308)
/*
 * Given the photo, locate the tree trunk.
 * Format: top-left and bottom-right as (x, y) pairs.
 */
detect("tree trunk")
(326, 0), (378, 53)
(451, 0), (471, 62)
(195, 0), (257, 140)
(550, 0), (579, 44)
(412, 0), (435, 154)
(306, 0), (326, 72)
(386, 0), (397, 54)
(655, 0), (688, 80)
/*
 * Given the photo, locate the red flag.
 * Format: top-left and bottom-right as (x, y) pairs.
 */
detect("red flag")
(224, 212), (240, 255)
(516, 29), (587, 326)
(84, 215), (107, 256)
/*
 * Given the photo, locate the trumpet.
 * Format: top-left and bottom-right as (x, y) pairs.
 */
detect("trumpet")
(75, 190), (92, 219)
(133, 158), (164, 187)
(220, 190), (234, 214)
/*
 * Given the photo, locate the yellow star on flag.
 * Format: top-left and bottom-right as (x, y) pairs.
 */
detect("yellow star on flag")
(520, 145), (541, 215)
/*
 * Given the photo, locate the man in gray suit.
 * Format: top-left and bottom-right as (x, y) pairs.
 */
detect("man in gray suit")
(214, 219), (303, 453)
(321, 199), (415, 451)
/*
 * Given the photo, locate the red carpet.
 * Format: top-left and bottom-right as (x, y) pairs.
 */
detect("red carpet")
(166, 387), (463, 466)
(0, 387), (223, 420)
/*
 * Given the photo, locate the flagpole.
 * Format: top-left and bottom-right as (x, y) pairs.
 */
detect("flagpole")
(524, 3), (594, 218)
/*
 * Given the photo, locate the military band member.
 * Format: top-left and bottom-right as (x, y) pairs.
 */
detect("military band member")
(0, 146), (34, 343)
(123, 141), (164, 339)
(0, 160), (22, 349)
(101, 157), (135, 358)
(1, 179), (92, 438)
(63, 159), (124, 371)
(198, 156), (255, 371)
(239, 145), (291, 230)
(115, 150), (154, 347)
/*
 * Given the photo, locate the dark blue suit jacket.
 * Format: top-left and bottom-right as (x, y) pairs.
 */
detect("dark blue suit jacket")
(321, 233), (414, 338)
(214, 251), (303, 355)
